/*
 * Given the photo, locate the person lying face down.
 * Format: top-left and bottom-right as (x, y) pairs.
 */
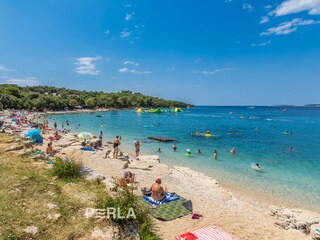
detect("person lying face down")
(149, 178), (167, 201)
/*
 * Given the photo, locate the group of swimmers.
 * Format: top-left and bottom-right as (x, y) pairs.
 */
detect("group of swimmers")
(170, 143), (236, 160)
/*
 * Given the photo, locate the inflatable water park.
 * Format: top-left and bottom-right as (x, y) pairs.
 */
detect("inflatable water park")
(136, 107), (183, 113)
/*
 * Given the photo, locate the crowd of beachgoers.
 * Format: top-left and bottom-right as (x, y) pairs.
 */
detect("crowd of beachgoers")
(1, 109), (320, 240)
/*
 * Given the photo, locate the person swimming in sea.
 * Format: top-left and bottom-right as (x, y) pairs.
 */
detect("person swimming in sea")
(157, 148), (161, 152)
(172, 143), (177, 151)
(255, 163), (261, 170)
(230, 148), (236, 154)
(213, 150), (217, 160)
(197, 149), (201, 154)
(288, 147), (294, 152)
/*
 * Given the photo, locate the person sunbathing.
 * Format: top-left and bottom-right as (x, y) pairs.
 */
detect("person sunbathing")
(149, 178), (167, 201)
(123, 171), (135, 183)
(54, 131), (61, 140)
(46, 142), (57, 156)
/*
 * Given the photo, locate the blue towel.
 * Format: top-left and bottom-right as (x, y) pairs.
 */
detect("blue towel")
(143, 193), (179, 205)
(80, 147), (96, 152)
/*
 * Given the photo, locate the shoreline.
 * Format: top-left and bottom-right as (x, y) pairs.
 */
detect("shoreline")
(115, 139), (318, 214)
(8, 109), (320, 213)
(2, 111), (320, 239)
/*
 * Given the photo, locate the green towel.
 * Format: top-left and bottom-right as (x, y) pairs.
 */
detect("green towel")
(138, 194), (192, 221)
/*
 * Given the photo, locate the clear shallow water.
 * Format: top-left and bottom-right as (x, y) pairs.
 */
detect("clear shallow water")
(48, 107), (320, 212)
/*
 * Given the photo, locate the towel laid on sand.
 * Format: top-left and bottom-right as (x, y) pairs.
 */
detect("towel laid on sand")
(80, 147), (96, 152)
(139, 194), (192, 221)
(143, 193), (179, 205)
(176, 225), (238, 240)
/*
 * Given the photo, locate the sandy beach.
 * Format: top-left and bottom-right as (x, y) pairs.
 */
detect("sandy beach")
(1, 111), (320, 240)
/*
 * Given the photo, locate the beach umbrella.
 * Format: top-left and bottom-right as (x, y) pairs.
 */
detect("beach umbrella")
(77, 132), (93, 139)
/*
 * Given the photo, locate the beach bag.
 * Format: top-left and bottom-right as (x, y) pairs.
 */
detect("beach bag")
(141, 187), (152, 196)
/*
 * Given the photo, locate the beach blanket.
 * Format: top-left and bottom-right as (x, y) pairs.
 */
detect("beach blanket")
(28, 150), (45, 157)
(139, 194), (192, 221)
(143, 193), (179, 205)
(80, 147), (96, 152)
(176, 225), (238, 240)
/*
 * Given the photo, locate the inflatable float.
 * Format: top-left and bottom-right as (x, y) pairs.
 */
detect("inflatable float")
(186, 149), (191, 156)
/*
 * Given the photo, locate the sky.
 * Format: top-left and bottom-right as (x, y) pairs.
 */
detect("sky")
(0, 0), (320, 106)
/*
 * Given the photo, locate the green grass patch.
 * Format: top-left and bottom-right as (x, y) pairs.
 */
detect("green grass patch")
(0, 138), (107, 239)
(104, 189), (161, 240)
(52, 157), (82, 179)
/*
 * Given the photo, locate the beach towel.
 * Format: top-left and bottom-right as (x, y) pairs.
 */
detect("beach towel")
(80, 147), (97, 152)
(139, 194), (192, 221)
(176, 225), (238, 240)
(143, 193), (179, 205)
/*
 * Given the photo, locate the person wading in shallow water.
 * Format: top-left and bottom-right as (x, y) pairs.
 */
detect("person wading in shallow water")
(113, 136), (121, 158)
(135, 141), (140, 159)
(213, 150), (218, 160)
(99, 131), (103, 141)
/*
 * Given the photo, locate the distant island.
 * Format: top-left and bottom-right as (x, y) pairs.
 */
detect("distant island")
(305, 104), (320, 107)
(0, 85), (190, 111)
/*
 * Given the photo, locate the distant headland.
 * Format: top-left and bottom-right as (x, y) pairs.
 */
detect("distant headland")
(0, 84), (191, 111)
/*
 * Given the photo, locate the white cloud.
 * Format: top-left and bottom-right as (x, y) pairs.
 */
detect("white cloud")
(125, 12), (135, 21)
(0, 65), (14, 72)
(243, 3), (254, 12)
(264, 5), (273, 9)
(260, 16), (270, 24)
(224, 0), (232, 3)
(272, 0), (320, 16)
(251, 40), (271, 47)
(261, 18), (320, 36)
(124, 4), (132, 7)
(118, 68), (151, 74)
(193, 68), (234, 75)
(194, 58), (201, 62)
(74, 56), (101, 75)
(104, 29), (110, 35)
(120, 28), (131, 38)
(123, 60), (139, 66)
(5, 77), (40, 86)
(118, 67), (129, 73)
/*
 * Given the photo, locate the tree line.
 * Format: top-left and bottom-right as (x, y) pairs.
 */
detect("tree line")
(0, 85), (190, 111)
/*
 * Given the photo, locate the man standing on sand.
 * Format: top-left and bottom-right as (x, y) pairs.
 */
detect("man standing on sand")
(53, 122), (57, 130)
(149, 178), (167, 201)
(113, 135), (121, 158)
(134, 141), (140, 159)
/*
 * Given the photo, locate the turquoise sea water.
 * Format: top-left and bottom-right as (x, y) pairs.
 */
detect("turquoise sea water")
(48, 106), (320, 212)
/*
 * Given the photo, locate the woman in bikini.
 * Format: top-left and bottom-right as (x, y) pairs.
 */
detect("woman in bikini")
(113, 136), (121, 158)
